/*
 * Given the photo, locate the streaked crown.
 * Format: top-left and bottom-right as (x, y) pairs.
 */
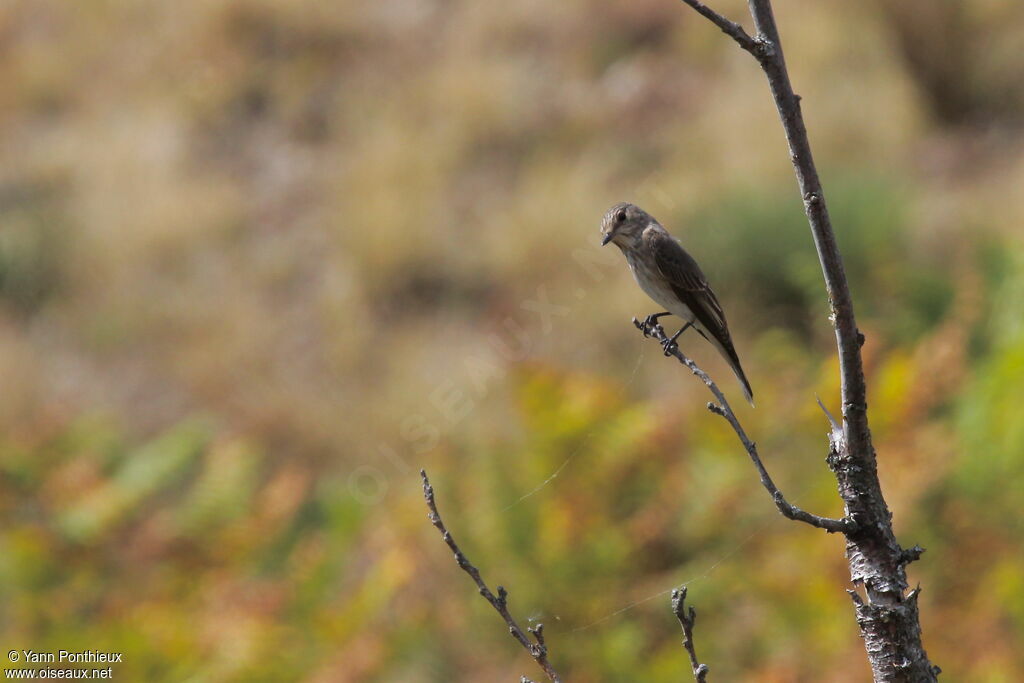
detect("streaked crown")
(601, 202), (655, 248)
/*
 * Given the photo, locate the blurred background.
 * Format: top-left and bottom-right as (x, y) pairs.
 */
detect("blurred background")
(1, 0), (1022, 680)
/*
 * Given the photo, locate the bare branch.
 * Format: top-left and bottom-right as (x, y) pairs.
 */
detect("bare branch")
(744, 1), (938, 679)
(420, 470), (563, 683)
(636, 318), (855, 534)
(677, 0), (757, 53)
(667, 0), (940, 679)
(671, 587), (709, 683)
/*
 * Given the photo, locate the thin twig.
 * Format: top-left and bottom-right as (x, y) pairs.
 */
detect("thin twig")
(420, 470), (563, 683)
(678, 0), (757, 53)
(672, 587), (709, 683)
(635, 319), (855, 534)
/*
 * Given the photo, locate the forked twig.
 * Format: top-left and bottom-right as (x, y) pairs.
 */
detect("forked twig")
(672, 587), (709, 682)
(421, 470), (563, 682)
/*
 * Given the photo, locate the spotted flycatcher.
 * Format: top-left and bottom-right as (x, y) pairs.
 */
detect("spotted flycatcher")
(601, 202), (754, 405)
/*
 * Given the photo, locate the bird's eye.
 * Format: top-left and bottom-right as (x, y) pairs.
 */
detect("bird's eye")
(615, 210), (627, 223)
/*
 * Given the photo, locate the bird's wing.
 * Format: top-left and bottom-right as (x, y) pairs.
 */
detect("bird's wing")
(645, 225), (755, 405)
(644, 227), (728, 338)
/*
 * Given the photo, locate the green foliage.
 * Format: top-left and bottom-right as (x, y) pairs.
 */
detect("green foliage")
(0, 181), (68, 316)
(954, 252), (1024, 528)
(58, 421), (211, 542)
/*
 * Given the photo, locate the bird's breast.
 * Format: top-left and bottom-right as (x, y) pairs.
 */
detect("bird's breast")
(624, 251), (695, 322)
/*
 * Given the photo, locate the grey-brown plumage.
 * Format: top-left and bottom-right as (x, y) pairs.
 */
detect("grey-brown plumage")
(601, 202), (754, 405)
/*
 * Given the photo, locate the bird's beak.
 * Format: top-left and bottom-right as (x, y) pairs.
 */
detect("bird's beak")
(600, 232), (613, 246)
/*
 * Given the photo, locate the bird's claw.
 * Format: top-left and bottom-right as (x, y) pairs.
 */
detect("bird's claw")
(638, 312), (668, 338)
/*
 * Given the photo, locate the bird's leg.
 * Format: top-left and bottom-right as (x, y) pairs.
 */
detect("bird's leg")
(640, 311), (671, 337)
(662, 322), (693, 356)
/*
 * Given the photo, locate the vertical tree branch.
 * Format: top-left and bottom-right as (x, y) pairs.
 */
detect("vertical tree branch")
(670, 1), (940, 680)
(742, 0), (871, 451)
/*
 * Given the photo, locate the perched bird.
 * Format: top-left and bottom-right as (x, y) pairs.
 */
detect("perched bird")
(601, 202), (754, 405)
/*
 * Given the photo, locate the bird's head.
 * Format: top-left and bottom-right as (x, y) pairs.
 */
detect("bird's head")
(600, 202), (651, 250)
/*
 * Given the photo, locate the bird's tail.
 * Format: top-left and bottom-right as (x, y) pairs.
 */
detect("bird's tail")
(728, 355), (755, 407)
(700, 329), (754, 407)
